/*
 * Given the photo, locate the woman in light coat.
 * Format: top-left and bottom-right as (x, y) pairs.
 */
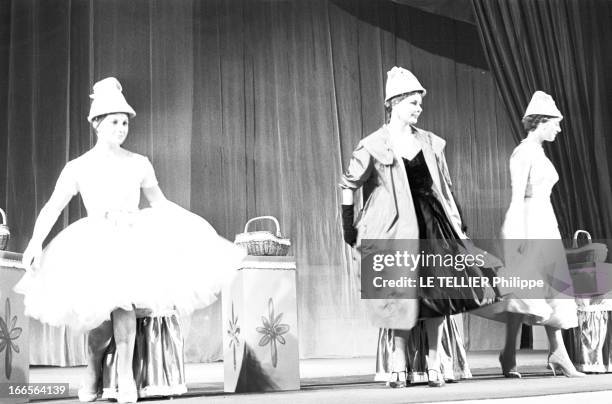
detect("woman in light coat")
(340, 67), (499, 387)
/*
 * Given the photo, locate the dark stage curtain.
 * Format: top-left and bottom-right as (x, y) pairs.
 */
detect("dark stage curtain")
(472, 0), (612, 239)
(1, 0), (515, 363)
(392, 0), (475, 24)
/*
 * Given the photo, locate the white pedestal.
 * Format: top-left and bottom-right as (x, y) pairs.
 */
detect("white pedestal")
(222, 256), (300, 392)
(0, 251), (29, 403)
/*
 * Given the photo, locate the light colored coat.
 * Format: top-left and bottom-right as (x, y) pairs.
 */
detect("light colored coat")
(340, 125), (466, 245)
(340, 125), (467, 329)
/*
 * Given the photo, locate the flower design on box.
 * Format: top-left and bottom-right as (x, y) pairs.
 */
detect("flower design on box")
(0, 298), (22, 379)
(227, 302), (240, 371)
(256, 298), (289, 368)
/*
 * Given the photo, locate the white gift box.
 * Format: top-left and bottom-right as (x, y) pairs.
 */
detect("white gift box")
(0, 251), (29, 403)
(222, 256), (300, 392)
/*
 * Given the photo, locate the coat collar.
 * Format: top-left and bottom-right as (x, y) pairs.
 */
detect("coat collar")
(361, 126), (394, 165)
(362, 125), (444, 193)
(361, 125), (441, 162)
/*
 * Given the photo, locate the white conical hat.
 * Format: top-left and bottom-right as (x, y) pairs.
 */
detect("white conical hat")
(523, 91), (563, 119)
(87, 77), (136, 122)
(385, 66), (426, 102)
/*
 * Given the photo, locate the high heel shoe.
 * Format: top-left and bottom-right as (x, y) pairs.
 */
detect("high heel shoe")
(117, 381), (138, 404)
(499, 352), (521, 378)
(77, 388), (98, 402)
(427, 369), (445, 387)
(547, 351), (586, 378)
(386, 371), (407, 388)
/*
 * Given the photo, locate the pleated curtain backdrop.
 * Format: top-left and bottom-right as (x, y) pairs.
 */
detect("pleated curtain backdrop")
(472, 0), (612, 239)
(1, 0), (516, 363)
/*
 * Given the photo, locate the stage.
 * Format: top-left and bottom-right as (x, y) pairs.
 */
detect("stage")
(26, 350), (612, 403)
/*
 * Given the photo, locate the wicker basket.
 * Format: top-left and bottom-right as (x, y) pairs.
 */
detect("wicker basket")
(234, 216), (290, 256)
(566, 230), (608, 264)
(0, 208), (10, 251)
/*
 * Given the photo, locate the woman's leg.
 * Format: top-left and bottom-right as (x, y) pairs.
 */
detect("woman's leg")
(545, 325), (584, 377)
(545, 325), (566, 353)
(388, 329), (409, 387)
(80, 321), (113, 400)
(425, 317), (445, 386)
(500, 313), (524, 376)
(112, 308), (137, 401)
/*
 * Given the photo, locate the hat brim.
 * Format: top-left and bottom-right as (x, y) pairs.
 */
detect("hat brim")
(88, 108), (136, 123)
(385, 89), (427, 103)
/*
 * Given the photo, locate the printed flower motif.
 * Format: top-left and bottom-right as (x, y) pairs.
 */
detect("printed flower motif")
(227, 302), (240, 371)
(256, 298), (289, 368)
(0, 298), (22, 379)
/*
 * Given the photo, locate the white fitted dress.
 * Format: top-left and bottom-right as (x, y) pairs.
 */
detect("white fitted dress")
(499, 140), (577, 328)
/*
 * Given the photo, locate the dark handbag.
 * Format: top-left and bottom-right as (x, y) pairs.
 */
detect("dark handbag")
(566, 230), (608, 264)
(565, 230), (611, 297)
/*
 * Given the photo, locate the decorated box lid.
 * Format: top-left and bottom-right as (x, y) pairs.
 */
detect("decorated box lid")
(239, 255), (296, 270)
(0, 251), (24, 270)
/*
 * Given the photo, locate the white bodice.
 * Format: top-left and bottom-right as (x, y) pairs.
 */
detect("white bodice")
(503, 140), (561, 239)
(517, 141), (559, 200)
(55, 150), (158, 216)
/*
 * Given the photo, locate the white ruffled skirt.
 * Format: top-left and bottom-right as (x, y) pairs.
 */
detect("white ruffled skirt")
(14, 206), (246, 332)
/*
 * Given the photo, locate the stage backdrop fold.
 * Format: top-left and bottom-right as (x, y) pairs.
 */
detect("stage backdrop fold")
(472, 0), (612, 240)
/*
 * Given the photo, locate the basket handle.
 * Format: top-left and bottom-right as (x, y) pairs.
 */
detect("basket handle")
(0, 208), (6, 225)
(572, 230), (592, 248)
(244, 216), (282, 237)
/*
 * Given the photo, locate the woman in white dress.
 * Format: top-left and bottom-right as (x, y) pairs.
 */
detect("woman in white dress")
(15, 77), (246, 402)
(498, 91), (584, 378)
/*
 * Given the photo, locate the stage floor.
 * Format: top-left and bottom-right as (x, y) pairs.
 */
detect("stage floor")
(26, 350), (612, 403)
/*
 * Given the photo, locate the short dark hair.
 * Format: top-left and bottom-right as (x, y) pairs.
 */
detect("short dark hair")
(522, 114), (555, 133)
(91, 112), (129, 131)
(92, 114), (109, 125)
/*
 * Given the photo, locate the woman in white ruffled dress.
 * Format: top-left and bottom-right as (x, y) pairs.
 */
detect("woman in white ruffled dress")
(497, 91), (584, 378)
(15, 77), (246, 402)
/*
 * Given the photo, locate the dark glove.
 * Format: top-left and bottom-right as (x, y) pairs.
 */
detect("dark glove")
(341, 204), (358, 246)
